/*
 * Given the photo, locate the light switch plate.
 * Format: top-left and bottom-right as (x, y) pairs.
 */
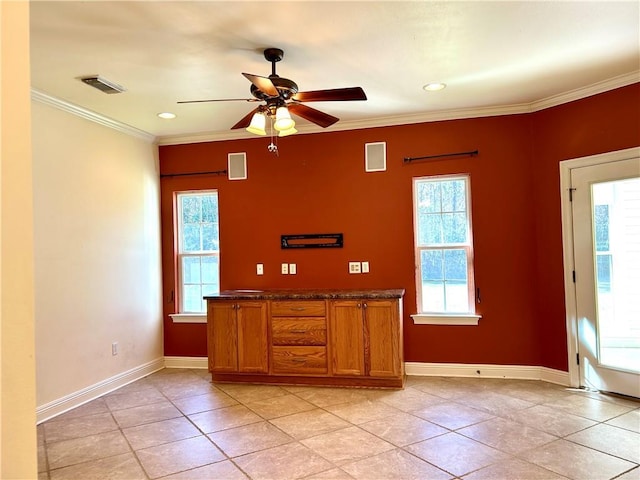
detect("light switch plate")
(349, 262), (361, 274)
(281, 263), (289, 275)
(361, 261), (370, 273)
(257, 263), (264, 275)
(289, 263), (297, 274)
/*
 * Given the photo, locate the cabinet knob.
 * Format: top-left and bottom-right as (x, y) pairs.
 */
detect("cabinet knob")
(357, 303), (362, 308)
(363, 303), (368, 309)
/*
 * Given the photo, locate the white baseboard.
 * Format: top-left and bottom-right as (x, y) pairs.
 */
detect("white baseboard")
(36, 357), (165, 424)
(404, 362), (570, 386)
(164, 356), (208, 369)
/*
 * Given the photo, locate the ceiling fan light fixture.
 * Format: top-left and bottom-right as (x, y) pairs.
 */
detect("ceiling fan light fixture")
(278, 126), (298, 137)
(246, 111), (267, 135)
(274, 106), (295, 131)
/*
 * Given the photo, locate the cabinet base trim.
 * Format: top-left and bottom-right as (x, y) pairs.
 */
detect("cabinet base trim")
(211, 372), (404, 389)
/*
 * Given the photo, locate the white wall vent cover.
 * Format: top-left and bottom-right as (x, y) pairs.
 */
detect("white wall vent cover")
(365, 142), (386, 172)
(228, 152), (247, 180)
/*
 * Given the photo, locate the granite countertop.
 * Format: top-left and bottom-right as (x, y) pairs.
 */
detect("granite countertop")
(204, 288), (405, 301)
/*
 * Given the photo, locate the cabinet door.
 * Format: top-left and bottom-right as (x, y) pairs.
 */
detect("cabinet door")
(329, 300), (365, 376)
(364, 300), (401, 377)
(208, 302), (238, 372)
(237, 301), (269, 373)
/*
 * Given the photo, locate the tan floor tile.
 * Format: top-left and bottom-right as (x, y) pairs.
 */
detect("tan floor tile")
(38, 424), (46, 445)
(208, 420), (293, 457)
(51, 398), (110, 421)
(342, 447), (451, 479)
(47, 430), (130, 470)
(410, 401), (494, 430)
(44, 412), (118, 443)
(215, 383), (289, 404)
(377, 386), (446, 412)
(48, 452), (145, 480)
(111, 400), (182, 428)
(188, 404), (262, 433)
(409, 376), (484, 399)
(520, 439), (636, 480)
(302, 467), (355, 479)
(270, 408), (351, 440)
(38, 472), (49, 480)
(459, 390), (535, 416)
(359, 411), (448, 446)
(294, 386), (369, 407)
(543, 393), (635, 422)
(38, 444), (47, 473)
(160, 460), (249, 479)
(104, 388), (166, 411)
(606, 409), (640, 433)
(405, 432), (509, 477)
(159, 379), (218, 400)
(464, 458), (569, 480)
(136, 436), (225, 479)
(324, 398), (401, 424)
(123, 417), (201, 451)
(458, 417), (557, 455)
(171, 389), (238, 415)
(494, 380), (574, 404)
(616, 467), (640, 479)
(105, 378), (157, 396)
(301, 426), (395, 465)
(506, 405), (596, 437)
(246, 393), (317, 419)
(566, 423), (640, 463)
(234, 442), (334, 479)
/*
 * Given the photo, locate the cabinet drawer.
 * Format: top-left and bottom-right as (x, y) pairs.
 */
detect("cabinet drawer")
(272, 346), (327, 374)
(272, 318), (327, 346)
(270, 300), (326, 317)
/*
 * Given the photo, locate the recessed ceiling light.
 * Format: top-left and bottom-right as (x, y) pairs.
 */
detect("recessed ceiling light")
(157, 112), (176, 119)
(423, 83), (446, 92)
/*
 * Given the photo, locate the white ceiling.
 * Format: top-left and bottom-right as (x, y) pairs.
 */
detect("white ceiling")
(30, 1), (640, 144)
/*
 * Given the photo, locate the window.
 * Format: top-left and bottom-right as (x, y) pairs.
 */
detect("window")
(413, 174), (479, 324)
(176, 191), (220, 313)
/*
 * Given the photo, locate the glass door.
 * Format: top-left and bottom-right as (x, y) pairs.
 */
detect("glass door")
(571, 157), (640, 398)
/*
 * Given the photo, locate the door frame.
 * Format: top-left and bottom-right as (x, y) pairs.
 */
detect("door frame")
(559, 146), (640, 389)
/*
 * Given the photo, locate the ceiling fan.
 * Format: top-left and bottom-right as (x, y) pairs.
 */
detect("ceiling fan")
(178, 48), (367, 137)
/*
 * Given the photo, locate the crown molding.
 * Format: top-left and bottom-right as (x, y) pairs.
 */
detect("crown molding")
(529, 71), (639, 112)
(33, 70), (639, 146)
(31, 89), (156, 143)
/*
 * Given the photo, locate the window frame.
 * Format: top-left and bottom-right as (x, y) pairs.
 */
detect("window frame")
(175, 190), (220, 316)
(411, 174), (481, 325)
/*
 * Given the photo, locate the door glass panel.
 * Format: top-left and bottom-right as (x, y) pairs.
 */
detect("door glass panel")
(592, 177), (640, 373)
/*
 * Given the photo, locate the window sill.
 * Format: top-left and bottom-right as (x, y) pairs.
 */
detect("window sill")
(411, 313), (481, 325)
(170, 313), (207, 324)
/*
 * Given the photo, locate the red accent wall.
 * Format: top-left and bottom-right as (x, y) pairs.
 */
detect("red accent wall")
(160, 83), (640, 370)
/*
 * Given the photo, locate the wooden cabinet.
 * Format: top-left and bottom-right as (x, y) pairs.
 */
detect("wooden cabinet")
(329, 299), (402, 379)
(270, 300), (328, 375)
(207, 300), (268, 374)
(206, 290), (404, 388)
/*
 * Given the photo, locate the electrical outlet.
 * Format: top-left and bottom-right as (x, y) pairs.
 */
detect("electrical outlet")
(349, 262), (361, 274)
(361, 261), (370, 273)
(289, 263), (297, 274)
(256, 263), (264, 275)
(112, 342), (118, 356)
(281, 263), (289, 275)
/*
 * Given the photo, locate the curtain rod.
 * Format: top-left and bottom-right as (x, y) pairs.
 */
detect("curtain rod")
(160, 169), (227, 178)
(404, 149), (478, 163)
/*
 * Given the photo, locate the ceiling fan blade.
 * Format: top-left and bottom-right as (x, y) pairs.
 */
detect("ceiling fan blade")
(231, 107), (260, 130)
(292, 87), (367, 102)
(288, 103), (339, 128)
(242, 73), (279, 97)
(177, 98), (258, 104)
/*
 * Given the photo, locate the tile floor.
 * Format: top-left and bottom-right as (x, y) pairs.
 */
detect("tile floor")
(38, 369), (640, 480)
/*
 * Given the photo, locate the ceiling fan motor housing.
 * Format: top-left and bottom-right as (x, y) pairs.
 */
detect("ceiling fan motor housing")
(250, 77), (299, 101)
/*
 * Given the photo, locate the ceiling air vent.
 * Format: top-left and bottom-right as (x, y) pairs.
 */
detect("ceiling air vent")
(80, 75), (126, 94)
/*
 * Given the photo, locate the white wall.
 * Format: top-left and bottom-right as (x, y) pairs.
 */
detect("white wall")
(32, 101), (163, 417)
(1, 2), (37, 477)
